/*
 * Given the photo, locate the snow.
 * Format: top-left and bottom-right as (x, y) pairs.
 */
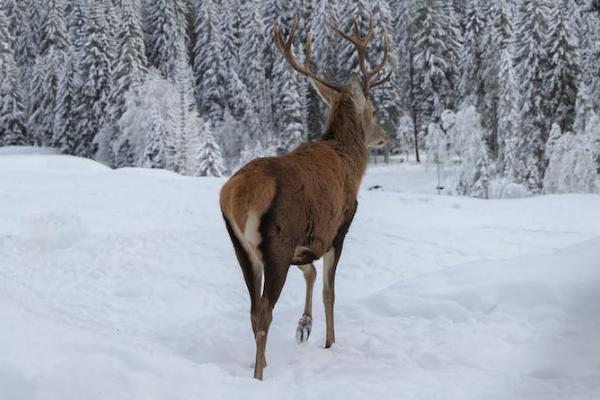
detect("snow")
(1, 154), (599, 400)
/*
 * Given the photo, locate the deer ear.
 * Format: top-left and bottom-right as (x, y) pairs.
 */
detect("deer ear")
(348, 74), (366, 107)
(310, 79), (337, 105)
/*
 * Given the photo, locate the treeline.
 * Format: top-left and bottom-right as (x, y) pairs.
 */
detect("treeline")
(0, 0), (598, 193)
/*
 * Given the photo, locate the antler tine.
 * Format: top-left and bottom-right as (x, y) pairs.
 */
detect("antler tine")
(304, 32), (313, 69)
(370, 69), (393, 89)
(273, 18), (343, 92)
(366, 32), (391, 88)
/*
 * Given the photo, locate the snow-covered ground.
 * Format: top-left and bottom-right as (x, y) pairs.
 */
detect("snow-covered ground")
(1, 152), (599, 400)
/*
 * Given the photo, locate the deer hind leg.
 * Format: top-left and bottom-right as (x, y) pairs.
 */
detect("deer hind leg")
(296, 263), (316, 343)
(252, 223), (292, 380)
(223, 216), (262, 336)
(253, 258), (290, 380)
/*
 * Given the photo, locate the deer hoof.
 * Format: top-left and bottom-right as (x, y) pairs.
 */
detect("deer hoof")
(296, 315), (312, 343)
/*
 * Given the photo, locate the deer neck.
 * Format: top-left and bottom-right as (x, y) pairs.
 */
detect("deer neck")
(321, 99), (369, 184)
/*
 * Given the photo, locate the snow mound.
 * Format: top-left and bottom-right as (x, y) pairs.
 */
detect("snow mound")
(0, 152), (110, 174)
(0, 146), (61, 156)
(1, 155), (599, 399)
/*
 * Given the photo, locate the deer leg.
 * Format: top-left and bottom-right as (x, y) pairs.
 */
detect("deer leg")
(223, 217), (262, 336)
(253, 262), (289, 380)
(323, 201), (357, 349)
(322, 248), (339, 348)
(296, 263), (316, 343)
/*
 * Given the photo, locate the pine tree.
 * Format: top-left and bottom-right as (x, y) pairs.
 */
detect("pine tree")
(4, 0), (37, 79)
(238, 0), (270, 136)
(99, 0), (148, 165)
(0, 55), (27, 145)
(514, 0), (552, 192)
(53, 54), (77, 153)
(73, 2), (113, 158)
(27, 0), (69, 146)
(222, 0), (241, 71)
(227, 69), (259, 132)
(144, 0), (188, 80)
(545, 2), (579, 133)
(196, 120), (226, 177)
(0, 7), (12, 65)
(450, 105), (490, 198)
(412, 0), (455, 124)
(497, 48), (522, 180)
(481, 0), (513, 160)
(459, 0), (486, 103)
(394, 1), (423, 161)
(193, 0), (227, 125)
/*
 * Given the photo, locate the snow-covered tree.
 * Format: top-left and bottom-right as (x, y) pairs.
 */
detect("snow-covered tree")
(27, 0), (69, 146)
(412, 0), (457, 124)
(144, 0), (188, 80)
(3, 0), (36, 82)
(459, 0), (486, 103)
(73, 2), (113, 158)
(449, 105), (490, 198)
(98, 0), (148, 165)
(195, 120), (226, 177)
(238, 0), (270, 136)
(481, 0), (513, 158)
(52, 54), (77, 153)
(0, 55), (27, 145)
(545, 3), (579, 133)
(514, 0), (552, 192)
(544, 113), (600, 194)
(193, 0), (227, 125)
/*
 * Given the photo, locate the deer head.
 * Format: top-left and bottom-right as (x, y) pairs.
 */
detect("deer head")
(273, 16), (391, 147)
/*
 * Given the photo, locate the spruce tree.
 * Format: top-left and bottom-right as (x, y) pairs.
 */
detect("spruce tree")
(144, 0), (188, 80)
(514, 0), (552, 192)
(193, 0), (227, 125)
(196, 120), (226, 177)
(73, 2), (113, 158)
(545, 2), (579, 133)
(53, 54), (77, 153)
(497, 48), (522, 180)
(238, 0), (270, 137)
(459, 0), (486, 103)
(0, 55), (27, 145)
(27, 0), (69, 147)
(99, 0), (148, 165)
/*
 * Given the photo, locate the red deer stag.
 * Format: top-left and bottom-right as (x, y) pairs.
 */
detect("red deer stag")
(220, 16), (391, 380)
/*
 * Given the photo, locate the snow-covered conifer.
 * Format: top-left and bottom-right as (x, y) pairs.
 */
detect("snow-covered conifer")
(0, 55), (27, 145)
(545, 3), (579, 133)
(73, 2), (113, 158)
(514, 0), (552, 192)
(193, 0), (227, 125)
(196, 121), (226, 177)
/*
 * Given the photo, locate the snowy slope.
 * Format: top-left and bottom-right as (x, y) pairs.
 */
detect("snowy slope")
(1, 154), (599, 400)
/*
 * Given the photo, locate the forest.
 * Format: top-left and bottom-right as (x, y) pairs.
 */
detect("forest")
(0, 0), (599, 196)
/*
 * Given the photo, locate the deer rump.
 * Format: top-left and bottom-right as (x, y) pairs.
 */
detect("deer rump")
(221, 142), (356, 268)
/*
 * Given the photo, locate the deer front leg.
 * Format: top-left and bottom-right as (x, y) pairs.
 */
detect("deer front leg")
(322, 248), (338, 348)
(296, 263), (316, 343)
(323, 201), (356, 348)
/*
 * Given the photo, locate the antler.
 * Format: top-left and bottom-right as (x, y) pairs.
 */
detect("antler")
(329, 16), (392, 95)
(273, 18), (344, 92)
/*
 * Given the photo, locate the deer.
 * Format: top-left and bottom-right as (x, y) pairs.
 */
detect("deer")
(219, 16), (391, 380)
